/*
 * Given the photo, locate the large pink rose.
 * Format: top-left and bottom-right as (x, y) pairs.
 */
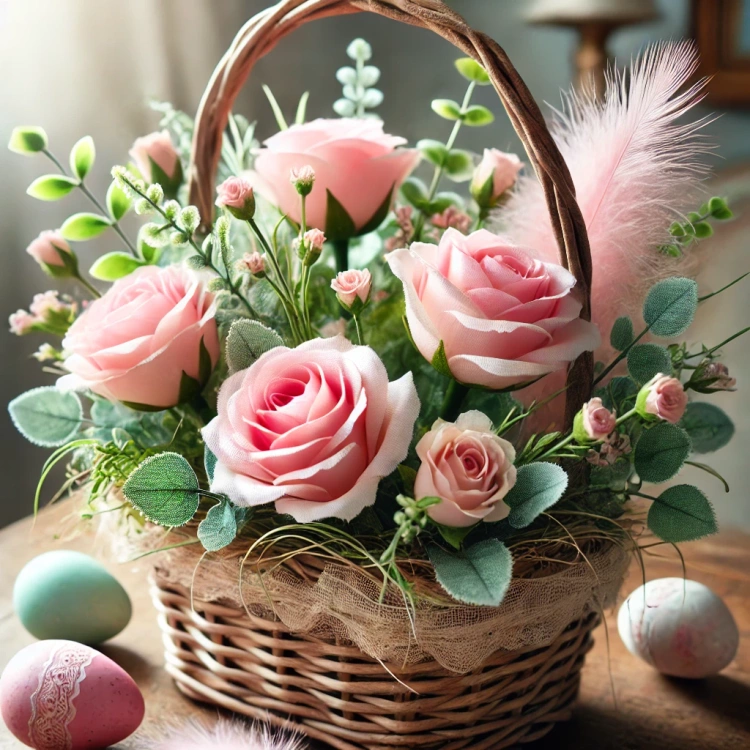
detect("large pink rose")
(249, 118), (419, 236)
(58, 266), (219, 408)
(202, 336), (420, 523)
(415, 411), (516, 528)
(386, 229), (600, 390)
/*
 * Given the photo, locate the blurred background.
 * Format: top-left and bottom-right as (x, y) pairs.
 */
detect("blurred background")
(1, 0), (748, 530)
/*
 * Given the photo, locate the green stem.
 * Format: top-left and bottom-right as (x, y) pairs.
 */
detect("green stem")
(332, 239), (350, 274)
(353, 314), (363, 345)
(440, 380), (470, 422)
(684, 326), (750, 360)
(248, 218), (296, 305)
(592, 327), (649, 386)
(75, 273), (101, 299)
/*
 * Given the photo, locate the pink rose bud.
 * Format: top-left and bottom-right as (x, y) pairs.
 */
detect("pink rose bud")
(26, 230), (72, 271)
(694, 361), (736, 392)
(574, 397), (617, 442)
(415, 411), (517, 528)
(240, 251), (265, 277)
(129, 130), (181, 184)
(304, 228), (326, 251)
(216, 176), (256, 220)
(290, 165), (316, 196)
(470, 149), (522, 207)
(331, 269), (372, 313)
(8, 310), (35, 335)
(637, 374), (688, 424)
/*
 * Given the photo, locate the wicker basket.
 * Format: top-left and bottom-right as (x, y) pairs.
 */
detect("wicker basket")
(148, 1), (618, 747)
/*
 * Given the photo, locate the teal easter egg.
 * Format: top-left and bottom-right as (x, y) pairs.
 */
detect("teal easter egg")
(13, 550), (132, 644)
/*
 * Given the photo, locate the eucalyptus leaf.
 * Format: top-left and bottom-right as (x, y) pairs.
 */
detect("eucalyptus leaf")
(122, 452), (200, 527)
(454, 57), (491, 84)
(627, 343), (672, 384)
(26, 175), (78, 201)
(61, 212), (111, 241)
(610, 316), (634, 351)
(643, 277), (698, 337)
(89, 252), (144, 281)
(9, 387), (83, 447)
(680, 402), (734, 453)
(444, 150), (474, 182)
(401, 177), (429, 208)
(226, 319), (284, 374)
(198, 497), (238, 551)
(634, 422), (691, 483)
(417, 139), (448, 167)
(647, 484), (717, 542)
(504, 462), (568, 528)
(431, 99), (462, 121)
(461, 105), (494, 126)
(69, 136), (95, 180)
(204, 445), (217, 483)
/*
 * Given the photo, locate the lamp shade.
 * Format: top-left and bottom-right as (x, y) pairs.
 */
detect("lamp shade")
(526, 0), (658, 25)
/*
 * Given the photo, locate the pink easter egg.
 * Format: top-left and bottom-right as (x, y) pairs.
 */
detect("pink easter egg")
(618, 577), (739, 678)
(0, 639), (144, 749)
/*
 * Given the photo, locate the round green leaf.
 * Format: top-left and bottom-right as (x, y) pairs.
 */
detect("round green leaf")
(610, 316), (634, 351)
(444, 150), (475, 182)
(461, 105), (495, 126)
(8, 387), (83, 447)
(8, 126), (48, 155)
(198, 498), (238, 552)
(26, 175), (79, 201)
(106, 180), (132, 222)
(69, 136), (95, 180)
(61, 212), (111, 241)
(401, 177), (429, 209)
(627, 343), (672, 384)
(680, 401), (734, 454)
(634, 422), (691, 483)
(643, 277), (698, 337)
(431, 99), (462, 121)
(454, 57), (491, 85)
(505, 462), (569, 528)
(647, 485), (717, 543)
(89, 252), (145, 281)
(417, 139), (449, 167)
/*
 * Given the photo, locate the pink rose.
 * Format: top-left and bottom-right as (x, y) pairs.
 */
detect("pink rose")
(638, 374), (687, 424)
(415, 411), (517, 528)
(386, 228), (600, 390)
(216, 176), (255, 219)
(129, 130), (180, 183)
(331, 269), (372, 310)
(471, 149), (522, 205)
(249, 118), (420, 237)
(202, 336), (420, 523)
(58, 266), (219, 409)
(304, 228), (326, 251)
(240, 252), (265, 276)
(578, 397), (616, 441)
(26, 230), (70, 267)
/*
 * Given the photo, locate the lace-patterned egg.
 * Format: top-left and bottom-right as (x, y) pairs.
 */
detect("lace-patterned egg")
(0, 640), (144, 749)
(618, 577), (739, 679)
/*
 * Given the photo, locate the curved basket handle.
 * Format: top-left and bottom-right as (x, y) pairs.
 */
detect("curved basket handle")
(187, 0), (593, 425)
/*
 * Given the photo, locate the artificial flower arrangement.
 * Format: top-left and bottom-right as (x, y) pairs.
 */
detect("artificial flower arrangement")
(5, 9), (746, 746)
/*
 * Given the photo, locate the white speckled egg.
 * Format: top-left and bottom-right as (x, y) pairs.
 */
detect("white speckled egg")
(13, 550), (131, 644)
(0, 639), (144, 749)
(618, 577), (739, 678)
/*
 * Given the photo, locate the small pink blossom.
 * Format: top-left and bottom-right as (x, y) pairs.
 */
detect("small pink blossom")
(29, 291), (68, 317)
(639, 374), (688, 424)
(9, 310), (35, 335)
(290, 165), (316, 195)
(431, 206), (472, 233)
(331, 269), (372, 310)
(26, 230), (71, 268)
(580, 397), (616, 441)
(586, 433), (632, 467)
(239, 252), (265, 276)
(385, 206), (415, 252)
(304, 228), (326, 251)
(471, 149), (522, 206)
(216, 177), (255, 219)
(129, 130), (180, 183)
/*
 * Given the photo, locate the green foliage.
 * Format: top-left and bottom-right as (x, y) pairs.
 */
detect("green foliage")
(106, 181), (132, 222)
(610, 316), (634, 351)
(454, 57), (491, 85)
(647, 484), (717, 542)
(325, 189), (357, 241)
(198, 497), (238, 551)
(627, 343), (672, 384)
(122, 452), (200, 527)
(89, 400), (171, 447)
(634, 422), (691, 483)
(26, 175), (79, 201)
(436, 523), (474, 550)
(504, 462), (568, 528)
(8, 126), (48, 155)
(428, 538), (513, 606)
(90, 252), (144, 281)
(417, 139), (448, 166)
(225, 319), (284, 374)
(461, 105), (494, 126)
(431, 99), (462, 121)
(61, 212), (110, 241)
(443, 149), (474, 182)
(69, 136), (95, 180)
(661, 197), (733, 256)
(333, 39), (382, 118)
(680, 402), (734, 453)
(430, 340), (453, 378)
(643, 277), (698, 337)
(9, 387), (83, 447)
(596, 376), (638, 411)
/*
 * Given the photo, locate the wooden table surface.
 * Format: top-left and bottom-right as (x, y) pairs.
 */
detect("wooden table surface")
(1, 502), (748, 750)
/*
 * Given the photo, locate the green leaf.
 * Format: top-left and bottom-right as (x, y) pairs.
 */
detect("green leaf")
(634, 422), (691, 483)
(431, 99), (462, 121)
(461, 105), (495, 126)
(627, 343), (672, 385)
(454, 57), (491, 85)
(89, 252), (144, 281)
(324, 189), (357, 241)
(198, 337), (212, 385)
(89, 400), (170, 447)
(61, 212), (111, 241)
(262, 84), (288, 131)
(106, 180), (132, 222)
(226, 319), (284, 374)
(430, 340), (453, 378)
(680, 402), (734, 454)
(400, 177), (429, 209)
(397, 464), (417, 495)
(122, 452), (200, 527)
(26, 175), (78, 201)
(647, 485), (717, 543)
(198, 497), (237, 552)
(295, 91), (310, 125)
(69, 136), (95, 180)
(610, 316), (634, 351)
(693, 222), (713, 239)
(504, 462), (568, 528)
(444, 149), (474, 182)
(417, 139), (449, 167)
(643, 277), (698, 337)
(8, 126), (48, 155)
(8, 387), (83, 447)
(436, 523), (474, 550)
(428, 538), (513, 606)
(358, 186), (394, 236)
(204, 445), (217, 483)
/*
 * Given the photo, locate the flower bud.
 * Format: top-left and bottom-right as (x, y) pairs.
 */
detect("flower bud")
(240, 252), (266, 278)
(163, 200), (181, 221)
(470, 149), (522, 208)
(216, 176), (255, 220)
(180, 205), (201, 234)
(129, 130), (182, 186)
(331, 269), (372, 314)
(26, 230), (76, 278)
(300, 228), (326, 266)
(146, 183), (164, 204)
(8, 310), (35, 335)
(32, 343), (62, 362)
(692, 361), (737, 392)
(573, 397), (617, 443)
(134, 198), (154, 215)
(290, 165), (316, 197)
(636, 373), (688, 424)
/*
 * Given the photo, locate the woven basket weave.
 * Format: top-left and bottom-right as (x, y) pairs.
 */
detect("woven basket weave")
(149, 1), (617, 747)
